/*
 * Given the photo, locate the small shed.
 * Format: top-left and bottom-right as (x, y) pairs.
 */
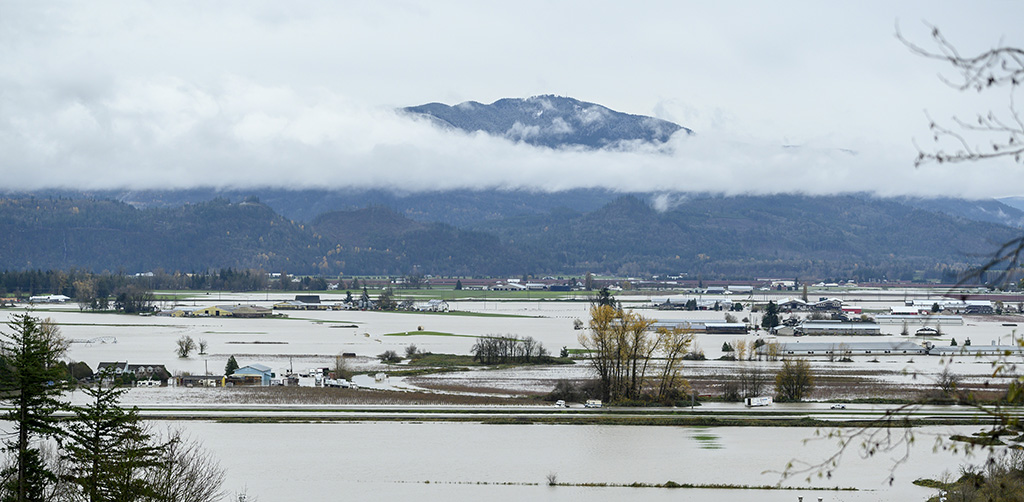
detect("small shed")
(177, 375), (226, 387)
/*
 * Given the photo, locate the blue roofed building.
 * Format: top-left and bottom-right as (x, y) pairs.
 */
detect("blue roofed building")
(228, 364), (273, 386)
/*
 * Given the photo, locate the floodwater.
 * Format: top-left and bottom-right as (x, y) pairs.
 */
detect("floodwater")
(16, 292), (1021, 398)
(7, 291), (1020, 500)
(163, 420), (978, 501)
(18, 292), (1024, 381)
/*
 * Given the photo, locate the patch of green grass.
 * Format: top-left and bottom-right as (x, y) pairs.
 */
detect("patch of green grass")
(553, 481), (855, 491)
(382, 331), (480, 338)
(566, 348), (594, 355)
(203, 331), (268, 335)
(949, 434), (1005, 446)
(280, 317), (359, 324)
(378, 310), (534, 319)
(406, 354), (481, 367)
(51, 322), (180, 328)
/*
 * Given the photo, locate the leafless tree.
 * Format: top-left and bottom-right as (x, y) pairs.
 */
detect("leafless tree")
(737, 366), (769, 398)
(176, 336), (196, 358)
(146, 428), (226, 502)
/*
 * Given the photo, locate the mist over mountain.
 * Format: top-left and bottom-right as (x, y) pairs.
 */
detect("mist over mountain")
(402, 95), (690, 149)
(3, 94), (1022, 281)
(901, 197), (1024, 229)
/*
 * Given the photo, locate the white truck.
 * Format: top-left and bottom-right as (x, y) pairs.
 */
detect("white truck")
(744, 396), (773, 407)
(324, 378), (351, 388)
(584, 399), (603, 408)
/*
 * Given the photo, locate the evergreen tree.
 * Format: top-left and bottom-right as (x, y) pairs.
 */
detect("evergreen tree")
(360, 287), (371, 309)
(455, 279), (463, 291)
(761, 301), (781, 329)
(225, 356), (239, 376)
(61, 369), (164, 501)
(377, 288), (396, 311)
(593, 287), (617, 310)
(0, 314), (69, 501)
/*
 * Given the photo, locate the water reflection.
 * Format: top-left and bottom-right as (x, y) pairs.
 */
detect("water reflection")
(689, 426), (723, 449)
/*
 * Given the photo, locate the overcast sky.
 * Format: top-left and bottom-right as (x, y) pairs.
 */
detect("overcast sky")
(2, 1), (1023, 198)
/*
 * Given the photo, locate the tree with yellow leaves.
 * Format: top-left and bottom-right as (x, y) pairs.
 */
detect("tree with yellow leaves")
(579, 305), (693, 403)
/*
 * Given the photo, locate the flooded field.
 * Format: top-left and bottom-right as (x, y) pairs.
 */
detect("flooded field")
(13, 289), (1022, 400)
(166, 420), (978, 501)
(5, 289), (1023, 500)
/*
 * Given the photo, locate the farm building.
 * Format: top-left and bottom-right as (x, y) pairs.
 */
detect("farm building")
(795, 321), (881, 336)
(812, 298), (843, 311)
(777, 298), (808, 311)
(414, 299), (449, 312)
(648, 320), (746, 334)
(228, 364), (273, 386)
(274, 295), (331, 310)
(29, 294), (71, 303)
(927, 343), (1024, 357)
(875, 314), (964, 326)
(194, 304), (272, 318)
(762, 341), (926, 357)
(176, 375), (226, 387)
(164, 307), (199, 317)
(704, 322), (748, 334)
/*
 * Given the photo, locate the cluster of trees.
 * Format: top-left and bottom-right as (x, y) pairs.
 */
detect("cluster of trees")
(720, 339), (769, 361)
(175, 336), (207, 358)
(578, 305), (694, 403)
(470, 335), (549, 365)
(0, 314), (226, 501)
(721, 366), (771, 402)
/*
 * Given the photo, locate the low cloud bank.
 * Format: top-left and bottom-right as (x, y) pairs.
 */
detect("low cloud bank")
(1, 77), (1021, 199)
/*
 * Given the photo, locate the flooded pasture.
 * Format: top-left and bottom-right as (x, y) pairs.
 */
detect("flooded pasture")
(167, 420), (976, 501)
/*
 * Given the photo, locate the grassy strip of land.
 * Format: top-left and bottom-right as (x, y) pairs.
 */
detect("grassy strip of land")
(550, 481), (856, 491)
(395, 480), (856, 491)
(277, 317), (359, 324)
(50, 321), (181, 328)
(399, 352), (576, 368)
(382, 331), (480, 338)
(376, 310), (534, 318)
(203, 331), (268, 334)
(201, 414), (967, 428)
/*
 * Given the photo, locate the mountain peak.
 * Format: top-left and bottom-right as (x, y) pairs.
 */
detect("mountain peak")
(403, 95), (691, 149)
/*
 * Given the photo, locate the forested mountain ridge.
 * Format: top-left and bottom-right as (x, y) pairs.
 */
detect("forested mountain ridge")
(469, 194), (1023, 280)
(0, 194), (1019, 280)
(0, 198), (323, 273)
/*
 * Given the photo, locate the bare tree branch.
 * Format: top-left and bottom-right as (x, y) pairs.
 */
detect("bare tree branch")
(899, 23), (1024, 167)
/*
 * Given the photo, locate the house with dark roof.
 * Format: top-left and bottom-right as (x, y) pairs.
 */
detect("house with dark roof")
(97, 361), (170, 386)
